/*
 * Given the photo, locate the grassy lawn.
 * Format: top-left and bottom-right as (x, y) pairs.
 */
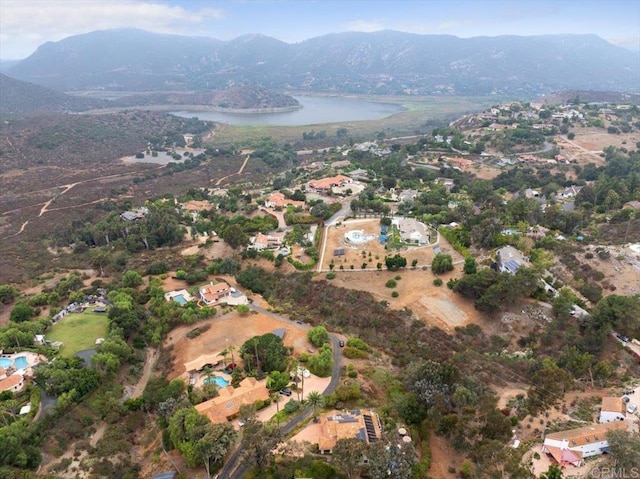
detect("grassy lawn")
(46, 311), (109, 356)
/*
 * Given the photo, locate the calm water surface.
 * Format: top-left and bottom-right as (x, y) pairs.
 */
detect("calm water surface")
(171, 96), (404, 126)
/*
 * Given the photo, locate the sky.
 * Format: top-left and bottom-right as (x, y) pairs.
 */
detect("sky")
(1, 0), (639, 59)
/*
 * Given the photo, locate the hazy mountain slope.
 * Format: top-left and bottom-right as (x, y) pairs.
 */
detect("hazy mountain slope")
(7, 29), (640, 95)
(0, 73), (108, 115)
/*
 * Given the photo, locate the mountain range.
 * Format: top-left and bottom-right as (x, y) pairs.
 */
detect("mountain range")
(6, 29), (639, 96)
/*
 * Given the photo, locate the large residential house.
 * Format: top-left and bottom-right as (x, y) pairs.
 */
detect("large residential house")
(0, 374), (25, 393)
(542, 422), (626, 467)
(199, 281), (231, 305)
(249, 233), (282, 251)
(317, 409), (382, 454)
(444, 157), (474, 172)
(195, 377), (270, 424)
(599, 397), (626, 423)
(305, 175), (352, 193)
(265, 191), (305, 209)
(496, 246), (529, 274)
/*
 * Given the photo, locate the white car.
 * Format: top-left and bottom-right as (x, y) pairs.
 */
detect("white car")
(627, 404), (637, 414)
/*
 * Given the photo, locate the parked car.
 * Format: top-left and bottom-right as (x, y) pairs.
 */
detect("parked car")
(296, 320), (303, 325)
(623, 387), (635, 395)
(623, 396), (631, 403)
(339, 340), (345, 347)
(279, 388), (292, 396)
(616, 333), (630, 343)
(627, 404), (637, 414)
(225, 363), (237, 373)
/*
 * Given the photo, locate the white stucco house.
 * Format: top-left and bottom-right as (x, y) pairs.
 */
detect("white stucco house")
(599, 397), (626, 423)
(542, 422), (626, 467)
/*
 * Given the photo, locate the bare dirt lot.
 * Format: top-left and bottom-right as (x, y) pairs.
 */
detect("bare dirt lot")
(317, 267), (484, 331)
(166, 310), (312, 380)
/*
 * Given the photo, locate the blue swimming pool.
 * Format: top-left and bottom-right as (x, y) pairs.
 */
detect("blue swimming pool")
(14, 356), (28, 369)
(173, 294), (188, 305)
(203, 375), (230, 388)
(0, 358), (12, 369)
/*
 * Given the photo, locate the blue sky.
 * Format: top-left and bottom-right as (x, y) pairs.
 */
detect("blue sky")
(1, 0), (639, 59)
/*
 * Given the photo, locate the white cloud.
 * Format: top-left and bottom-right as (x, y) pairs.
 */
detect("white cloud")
(343, 20), (385, 33)
(0, 0), (224, 58)
(605, 34), (640, 51)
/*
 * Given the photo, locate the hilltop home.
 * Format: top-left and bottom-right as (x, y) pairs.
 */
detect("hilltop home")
(599, 397), (626, 423)
(542, 422), (626, 467)
(199, 281), (231, 305)
(305, 175), (352, 193)
(249, 233), (282, 251)
(265, 191), (305, 209)
(195, 377), (270, 424)
(317, 409), (383, 454)
(496, 246), (529, 274)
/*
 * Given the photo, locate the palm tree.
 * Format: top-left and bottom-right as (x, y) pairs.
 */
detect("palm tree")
(306, 391), (325, 422)
(271, 392), (281, 429)
(228, 344), (236, 364)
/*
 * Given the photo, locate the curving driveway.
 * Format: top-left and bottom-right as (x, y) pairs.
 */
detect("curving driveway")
(217, 303), (342, 479)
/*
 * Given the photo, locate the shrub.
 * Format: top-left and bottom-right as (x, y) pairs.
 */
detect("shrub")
(391, 291), (399, 298)
(326, 272), (336, 280)
(283, 399), (301, 413)
(346, 338), (370, 351)
(343, 346), (369, 359)
(433, 278), (443, 287)
(385, 279), (397, 288)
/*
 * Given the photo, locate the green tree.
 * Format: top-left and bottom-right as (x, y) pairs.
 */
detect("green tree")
(463, 257), (477, 275)
(9, 302), (34, 323)
(385, 254), (407, 271)
(241, 419), (281, 470)
(431, 253), (454, 274)
(306, 390), (325, 421)
(240, 333), (288, 373)
(222, 224), (249, 249)
(308, 326), (330, 347)
(607, 429), (640, 470)
(540, 464), (563, 479)
(122, 270), (143, 288)
(236, 304), (250, 315)
(0, 285), (19, 304)
(332, 438), (366, 479)
(266, 370), (289, 394)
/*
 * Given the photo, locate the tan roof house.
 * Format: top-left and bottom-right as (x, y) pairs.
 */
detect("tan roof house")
(305, 175), (352, 193)
(317, 409), (382, 454)
(265, 191), (305, 209)
(199, 281), (231, 305)
(0, 374), (25, 393)
(542, 421), (626, 467)
(195, 377), (270, 424)
(599, 397), (626, 423)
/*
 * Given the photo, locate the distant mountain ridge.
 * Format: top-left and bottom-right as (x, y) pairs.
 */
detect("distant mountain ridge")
(0, 74), (108, 115)
(7, 29), (639, 96)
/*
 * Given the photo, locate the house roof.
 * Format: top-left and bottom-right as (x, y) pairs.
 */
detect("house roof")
(545, 421), (627, 448)
(199, 281), (230, 303)
(318, 409), (382, 452)
(195, 377), (270, 424)
(184, 353), (225, 372)
(267, 192), (304, 208)
(544, 445), (583, 465)
(307, 175), (351, 190)
(0, 374), (23, 392)
(601, 397), (626, 415)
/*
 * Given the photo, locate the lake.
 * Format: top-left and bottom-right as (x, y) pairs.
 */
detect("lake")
(170, 96), (404, 126)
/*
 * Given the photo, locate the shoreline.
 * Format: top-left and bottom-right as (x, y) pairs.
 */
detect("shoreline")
(82, 103), (302, 115)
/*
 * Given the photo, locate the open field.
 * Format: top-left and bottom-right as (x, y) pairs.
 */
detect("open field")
(210, 95), (496, 144)
(46, 311), (109, 356)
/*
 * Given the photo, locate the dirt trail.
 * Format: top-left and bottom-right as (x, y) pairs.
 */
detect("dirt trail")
(213, 154), (250, 186)
(131, 348), (157, 399)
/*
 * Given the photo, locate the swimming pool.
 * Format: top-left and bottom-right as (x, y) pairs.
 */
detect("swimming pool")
(173, 294), (188, 305)
(14, 356), (28, 369)
(0, 358), (12, 369)
(203, 375), (230, 388)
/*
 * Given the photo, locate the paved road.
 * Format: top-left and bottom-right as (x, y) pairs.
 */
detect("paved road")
(218, 303), (342, 479)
